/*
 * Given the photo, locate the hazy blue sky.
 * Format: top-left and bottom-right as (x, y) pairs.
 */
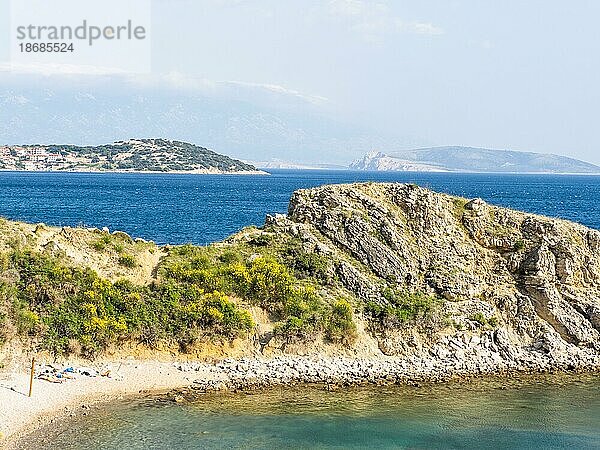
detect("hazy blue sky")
(1, 0), (599, 164)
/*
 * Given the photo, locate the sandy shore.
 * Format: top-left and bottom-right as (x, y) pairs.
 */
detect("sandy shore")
(3, 353), (599, 448)
(0, 359), (209, 448)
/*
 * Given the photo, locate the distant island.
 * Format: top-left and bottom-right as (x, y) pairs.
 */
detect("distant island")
(350, 146), (600, 174)
(0, 139), (267, 174)
(248, 160), (348, 170)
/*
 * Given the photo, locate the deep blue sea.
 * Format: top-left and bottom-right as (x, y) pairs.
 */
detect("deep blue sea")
(0, 170), (598, 244)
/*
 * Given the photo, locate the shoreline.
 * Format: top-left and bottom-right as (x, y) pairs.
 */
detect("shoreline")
(1, 359), (199, 448)
(3, 168), (600, 176)
(0, 169), (270, 175)
(3, 355), (599, 448)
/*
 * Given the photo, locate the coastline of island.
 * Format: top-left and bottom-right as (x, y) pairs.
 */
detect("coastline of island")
(0, 168), (270, 175)
(0, 139), (265, 175)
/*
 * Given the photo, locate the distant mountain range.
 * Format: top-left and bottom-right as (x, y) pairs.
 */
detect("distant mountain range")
(247, 160), (347, 170)
(0, 139), (264, 174)
(350, 147), (600, 174)
(0, 74), (424, 165)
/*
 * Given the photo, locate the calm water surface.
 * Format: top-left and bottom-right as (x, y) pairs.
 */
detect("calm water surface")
(0, 170), (598, 244)
(35, 375), (600, 449)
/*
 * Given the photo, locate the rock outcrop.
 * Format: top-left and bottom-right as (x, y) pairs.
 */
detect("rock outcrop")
(259, 183), (600, 370)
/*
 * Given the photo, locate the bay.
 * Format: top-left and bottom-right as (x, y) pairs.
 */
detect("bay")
(33, 375), (600, 449)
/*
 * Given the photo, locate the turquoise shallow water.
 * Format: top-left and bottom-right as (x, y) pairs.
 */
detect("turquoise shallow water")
(32, 375), (600, 449)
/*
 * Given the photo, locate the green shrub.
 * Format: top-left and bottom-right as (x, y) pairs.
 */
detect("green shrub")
(160, 245), (357, 342)
(162, 245), (359, 342)
(0, 252), (9, 271)
(92, 241), (106, 251)
(0, 241), (362, 355)
(218, 250), (243, 265)
(15, 307), (39, 335)
(469, 313), (498, 328)
(92, 235), (112, 252)
(282, 244), (331, 282)
(470, 312), (487, 326)
(325, 299), (356, 342)
(118, 254), (137, 268)
(275, 316), (306, 336)
(2, 248), (256, 356)
(232, 257), (295, 312)
(248, 234), (272, 246)
(366, 288), (439, 326)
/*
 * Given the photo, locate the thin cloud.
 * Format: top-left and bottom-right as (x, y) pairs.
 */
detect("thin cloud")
(219, 80), (328, 105)
(329, 0), (370, 17)
(0, 65), (328, 106)
(138, 72), (328, 105)
(402, 21), (444, 36)
(0, 62), (129, 76)
(328, 0), (444, 42)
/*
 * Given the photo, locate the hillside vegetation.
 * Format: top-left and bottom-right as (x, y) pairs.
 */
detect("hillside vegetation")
(0, 220), (366, 358)
(0, 139), (261, 173)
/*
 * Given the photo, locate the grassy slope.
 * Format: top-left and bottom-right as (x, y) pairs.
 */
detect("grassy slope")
(0, 214), (440, 361)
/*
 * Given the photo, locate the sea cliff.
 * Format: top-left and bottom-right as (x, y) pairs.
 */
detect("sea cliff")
(277, 182), (600, 366)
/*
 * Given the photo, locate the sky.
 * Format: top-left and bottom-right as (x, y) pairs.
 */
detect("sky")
(1, 0), (599, 164)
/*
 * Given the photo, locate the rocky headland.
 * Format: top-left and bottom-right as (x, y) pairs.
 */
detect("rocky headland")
(268, 182), (600, 368)
(2, 182), (600, 444)
(350, 147), (600, 173)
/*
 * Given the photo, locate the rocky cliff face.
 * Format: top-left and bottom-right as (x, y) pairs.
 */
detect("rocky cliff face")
(349, 151), (447, 172)
(262, 183), (600, 370)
